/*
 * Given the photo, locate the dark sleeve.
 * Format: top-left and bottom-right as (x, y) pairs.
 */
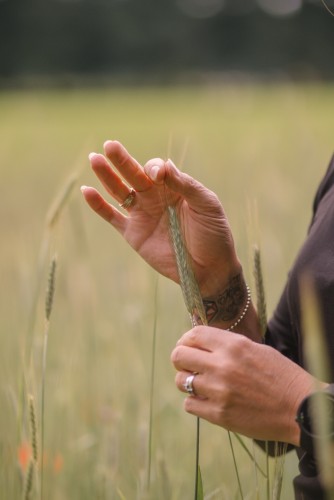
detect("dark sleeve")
(265, 153), (334, 375)
(311, 154), (334, 217)
(265, 283), (299, 364)
(256, 155), (334, 457)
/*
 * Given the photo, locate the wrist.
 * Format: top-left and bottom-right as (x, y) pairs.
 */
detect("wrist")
(286, 374), (318, 447)
(198, 259), (243, 298)
(197, 272), (249, 328)
(295, 384), (334, 453)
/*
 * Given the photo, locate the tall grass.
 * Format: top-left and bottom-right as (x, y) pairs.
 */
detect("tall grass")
(300, 276), (334, 499)
(1, 83), (334, 499)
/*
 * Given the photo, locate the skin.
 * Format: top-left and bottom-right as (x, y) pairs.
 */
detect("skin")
(81, 139), (319, 447)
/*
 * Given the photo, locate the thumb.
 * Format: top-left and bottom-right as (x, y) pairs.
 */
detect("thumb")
(165, 159), (222, 214)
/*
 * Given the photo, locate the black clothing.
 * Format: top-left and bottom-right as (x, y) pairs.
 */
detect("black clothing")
(265, 155), (334, 499)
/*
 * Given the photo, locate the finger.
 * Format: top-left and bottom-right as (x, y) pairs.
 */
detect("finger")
(89, 152), (132, 204)
(183, 396), (219, 426)
(164, 159), (223, 214)
(171, 344), (210, 374)
(104, 140), (153, 192)
(81, 186), (127, 233)
(176, 326), (238, 352)
(144, 158), (166, 185)
(175, 371), (206, 399)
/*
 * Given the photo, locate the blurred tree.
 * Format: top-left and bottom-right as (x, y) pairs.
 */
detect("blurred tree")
(0, 0), (333, 83)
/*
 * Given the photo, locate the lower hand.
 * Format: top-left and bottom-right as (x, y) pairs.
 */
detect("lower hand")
(171, 326), (315, 445)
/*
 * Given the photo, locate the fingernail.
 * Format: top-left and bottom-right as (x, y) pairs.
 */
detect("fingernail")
(149, 165), (161, 181)
(80, 185), (88, 193)
(103, 140), (114, 150)
(88, 152), (98, 161)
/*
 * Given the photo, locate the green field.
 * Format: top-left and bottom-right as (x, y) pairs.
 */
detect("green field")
(1, 83), (334, 499)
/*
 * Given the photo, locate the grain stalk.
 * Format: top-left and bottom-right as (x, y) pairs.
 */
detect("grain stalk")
(168, 204), (248, 500)
(167, 205), (205, 500)
(41, 256), (57, 499)
(146, 276), (159, 492)
(23, 460), (34, 500)
(26, 172), (77, 366)
(253, 245), (288, 500)
(23, 394), (38, 500)
(300, 275), (334, 499)
(20, 173), (77, 476)
(252, 245), (271, 500)
(252, 246), (271, 499)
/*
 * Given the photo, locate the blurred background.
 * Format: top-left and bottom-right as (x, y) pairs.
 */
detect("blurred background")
(1, 2), (334, 499)
(1, 0), (334, 85)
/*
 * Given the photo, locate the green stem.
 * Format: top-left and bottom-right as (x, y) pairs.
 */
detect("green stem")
(147, 277), (158, 491)
(194, 417), (200, 500)
(228, 431), (244, 500)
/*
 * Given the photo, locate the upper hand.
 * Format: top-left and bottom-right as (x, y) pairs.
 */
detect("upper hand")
(81, 140), (241, 296)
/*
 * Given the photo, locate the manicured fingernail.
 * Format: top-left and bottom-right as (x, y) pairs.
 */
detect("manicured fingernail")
(88, 152), (98, 161)
(80, 185), (88, 193)
(149, 165), (161, 181)
(103, 140), (114, 150)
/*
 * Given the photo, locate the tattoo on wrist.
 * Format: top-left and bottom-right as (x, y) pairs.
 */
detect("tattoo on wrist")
(202, 274), (247, 324)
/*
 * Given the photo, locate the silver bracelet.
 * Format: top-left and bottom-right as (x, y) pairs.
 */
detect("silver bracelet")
(226, 284), (251, 331)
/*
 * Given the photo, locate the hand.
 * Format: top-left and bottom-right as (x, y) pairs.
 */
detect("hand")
(81, 140), (241, 296)
(171, 326), (315, 444)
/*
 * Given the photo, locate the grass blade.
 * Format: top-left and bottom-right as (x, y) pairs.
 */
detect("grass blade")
(146, 276), (159, 491)
(228, 432), (244, 500)
(300, 274), (334, 497)
(233, 433), (267, 478)
(196, 462), (204, 500)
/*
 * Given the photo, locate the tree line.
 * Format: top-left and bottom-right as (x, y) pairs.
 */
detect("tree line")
(0, 0), (333, 83)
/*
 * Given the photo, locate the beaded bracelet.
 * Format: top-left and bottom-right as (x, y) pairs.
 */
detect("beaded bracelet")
(226, 284), (251, 331)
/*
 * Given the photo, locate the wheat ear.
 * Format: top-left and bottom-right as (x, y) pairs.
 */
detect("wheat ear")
(253, 246), (267, 337)
(167, 206), (207, 326)
(28, 395), (38, 464)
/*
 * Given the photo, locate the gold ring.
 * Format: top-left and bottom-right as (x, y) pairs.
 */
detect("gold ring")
(119, 188), (136, 209)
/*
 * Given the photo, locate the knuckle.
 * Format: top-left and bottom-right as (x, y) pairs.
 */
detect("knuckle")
(184, 174), (202, 193)
(187, 326), (203, 344)
(170, 346), (183, 366)
(214, 403), (228, 426)
(227, 333), (250, 357)
(174, 372), (182, 388)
